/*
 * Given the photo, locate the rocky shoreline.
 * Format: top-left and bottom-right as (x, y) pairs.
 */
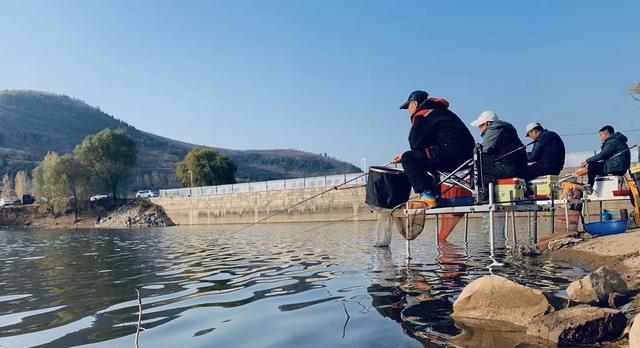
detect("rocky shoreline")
(0, 200), (174, 229)
(94, 200), (175, 228)
(451, 229), (640, 347)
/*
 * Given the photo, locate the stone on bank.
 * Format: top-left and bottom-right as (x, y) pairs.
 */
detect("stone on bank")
(566, 265), (628, 306)
(452, 275), (554, 326)
(526, 305), (627, 345)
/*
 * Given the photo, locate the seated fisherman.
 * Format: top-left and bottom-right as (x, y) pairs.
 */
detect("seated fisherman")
(470, 111), (527, 191)
(581, 125), (630, 187)
(391, 90), (475, 208)
(523, 122), (566, 180)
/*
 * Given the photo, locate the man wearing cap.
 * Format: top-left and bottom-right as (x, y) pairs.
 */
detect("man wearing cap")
(470, 111), (527, 191)
(391, 90), (474, 208)
(523, 122), (566, 180)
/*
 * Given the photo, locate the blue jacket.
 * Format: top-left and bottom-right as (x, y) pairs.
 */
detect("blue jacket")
(527, 129), (566, 174)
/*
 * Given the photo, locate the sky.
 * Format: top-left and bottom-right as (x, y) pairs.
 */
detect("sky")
(1, 0), (639, 169)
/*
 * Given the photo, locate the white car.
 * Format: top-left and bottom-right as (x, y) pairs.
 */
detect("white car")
(135, 190), (155, 199)
(90, 194), (109, 202)
(0, 198), (15, 206)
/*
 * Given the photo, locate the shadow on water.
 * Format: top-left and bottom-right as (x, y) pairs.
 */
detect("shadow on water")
(0, 221), (587, 348)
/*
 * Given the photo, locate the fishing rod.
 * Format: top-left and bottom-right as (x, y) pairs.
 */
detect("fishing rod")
(232, 97), (435, 233)
(231, 169), (381, 233)
(300, 161), (475, 234)
(495, 140), (537, 161)
(608, 144), (637, 160)
(559, 144), (638, 183)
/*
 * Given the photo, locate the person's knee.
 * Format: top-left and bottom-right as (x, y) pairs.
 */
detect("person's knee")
(400, 150), (418, 165)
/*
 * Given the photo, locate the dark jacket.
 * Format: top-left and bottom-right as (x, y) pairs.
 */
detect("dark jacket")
(481, 120), (527, 174)
(586, 132), (630, 173)
(408, 98), (475, 171)
(527, 129), (566, 174)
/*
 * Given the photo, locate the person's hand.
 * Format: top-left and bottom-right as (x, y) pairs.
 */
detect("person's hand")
(391, 153), (403, 164)
(581, 162), (588, 167)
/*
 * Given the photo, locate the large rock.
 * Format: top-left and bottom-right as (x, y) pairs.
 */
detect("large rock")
(452, 275), (554, 326)
(631, 314), (640, 348)
(566, 265), (628, 306)
(526, 305), (627, 345)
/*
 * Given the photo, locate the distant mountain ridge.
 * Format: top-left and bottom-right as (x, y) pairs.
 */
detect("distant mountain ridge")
(0, 90), (360, 189)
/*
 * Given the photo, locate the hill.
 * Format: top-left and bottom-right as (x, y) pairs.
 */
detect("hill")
(0, 90), (360, 189)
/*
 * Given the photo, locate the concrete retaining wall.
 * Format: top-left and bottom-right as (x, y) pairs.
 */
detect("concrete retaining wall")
(152, 186), (376, 225)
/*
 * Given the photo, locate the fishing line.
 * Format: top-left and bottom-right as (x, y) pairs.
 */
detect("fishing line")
(494, 140), (536, 161)
(300, 210), (376, 234)
(559, 129), (640, 137)
(231, 170), (378, 233)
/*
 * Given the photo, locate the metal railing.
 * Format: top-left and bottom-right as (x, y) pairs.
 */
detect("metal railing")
(159, 173), (368, 198)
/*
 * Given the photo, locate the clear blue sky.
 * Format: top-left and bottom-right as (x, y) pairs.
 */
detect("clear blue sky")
(1, 1), (639, 168)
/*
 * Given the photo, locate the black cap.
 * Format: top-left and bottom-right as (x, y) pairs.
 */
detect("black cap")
(399, 90), (429, 109)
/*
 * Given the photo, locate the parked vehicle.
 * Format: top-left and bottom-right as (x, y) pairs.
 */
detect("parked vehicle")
(21, 194), (35, 205)
(90, 194), (109, 202)
(0, 198), (15, 207)
(135, 190), (156, 199)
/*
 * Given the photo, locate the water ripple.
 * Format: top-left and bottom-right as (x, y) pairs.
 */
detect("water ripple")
(0, 223), (587, 347)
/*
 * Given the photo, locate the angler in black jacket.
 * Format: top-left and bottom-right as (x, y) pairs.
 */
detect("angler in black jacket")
(523, 122), (566, 180)
(392, 90), (475, 207)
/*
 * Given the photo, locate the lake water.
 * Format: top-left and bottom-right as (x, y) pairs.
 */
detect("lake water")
(0, 222), (586, 348)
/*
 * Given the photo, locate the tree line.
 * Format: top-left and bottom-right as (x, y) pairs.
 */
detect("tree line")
(33, 128), (137, 220)
(13, 128), (237, 221)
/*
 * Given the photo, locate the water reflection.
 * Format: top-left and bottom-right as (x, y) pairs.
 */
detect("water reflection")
(0, 222), (586, 348)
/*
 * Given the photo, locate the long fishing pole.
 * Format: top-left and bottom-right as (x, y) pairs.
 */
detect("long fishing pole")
(232, 97), (434, 233)
(559, 144), (638, 182)
(231, 169), (379, 233)
(608, 144), (637, 160)
(495, 140), (536, 161)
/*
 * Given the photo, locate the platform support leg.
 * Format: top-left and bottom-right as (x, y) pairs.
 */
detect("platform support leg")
(565, 201), (570, 232)
(533, 210), (538, 243)
(464, 214), (469, 243)
(504, 211), (509, 241)
(528, 211), (533, 242)
(405, 202), (411, 265)
(405, 239), (411, 265)
(511, 211), (517, 244)
(550, 191), (556, 234)
(488, 183), (495, 256)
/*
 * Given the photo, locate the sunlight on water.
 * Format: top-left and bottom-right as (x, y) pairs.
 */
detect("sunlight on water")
(0, 222), (586, 348)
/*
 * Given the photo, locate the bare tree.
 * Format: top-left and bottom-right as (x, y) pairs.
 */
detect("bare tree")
(1, 174), (11, 198)
(15, 170), (27, 199)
